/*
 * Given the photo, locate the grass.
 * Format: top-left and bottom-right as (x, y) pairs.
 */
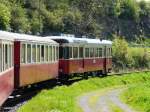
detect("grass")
(121, 82), (150, 112)
(18, 72), (150, 112)
(129, 47), (150, 55)
(109, 102), (123, 112)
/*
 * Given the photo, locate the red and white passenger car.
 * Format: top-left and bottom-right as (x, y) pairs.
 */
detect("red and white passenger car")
(13, 33), (59, 88)
(46, 35), (112, 79)
(0, 33), (14, 106)
(0, 31), (59, 106)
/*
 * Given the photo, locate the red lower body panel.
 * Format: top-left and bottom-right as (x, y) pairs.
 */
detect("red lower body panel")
(59, 59), (84, 74)
(84, 58), (104, 72)
(59, 58), (112, 75)
(15, 63), (58, 87)
(0, 68), (14, 106)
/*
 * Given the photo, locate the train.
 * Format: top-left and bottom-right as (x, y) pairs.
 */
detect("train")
(0, 31), (112, 106)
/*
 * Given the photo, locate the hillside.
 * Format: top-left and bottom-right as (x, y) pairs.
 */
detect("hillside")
(0, 0), (149, 40)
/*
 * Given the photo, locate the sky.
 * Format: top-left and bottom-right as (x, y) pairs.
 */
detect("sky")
(136, 0), (150, 2)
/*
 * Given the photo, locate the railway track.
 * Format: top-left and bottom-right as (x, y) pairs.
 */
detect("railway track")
(109, 70), (150, 76)
(0, 70), (150, 112)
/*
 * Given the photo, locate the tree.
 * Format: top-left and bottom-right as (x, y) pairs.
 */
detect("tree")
(0, 3), (11, 30)
(10, 6), (30, 33)
(30, 11), (43, 35)
(119, 0), (140, 22)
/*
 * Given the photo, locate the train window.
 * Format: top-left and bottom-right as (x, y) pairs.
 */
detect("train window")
(85, 48), (89, 58)
(59, 46), (63, 59)
(63, 47), (69, 59)
(0, 43), (2, 72)
(27, 44), (31, 63)
(9, 44), (11, 67)
(21, 44), (26, 63)
(11, 45), (14, 67)
(73, 47), (78, 58)
(56, 46), (59, 60)
(37, 45), (40, 62)
(10, 45), (13, 67)
(90, 48), (94, 57)
(79, 47), (83, 58)
(5, 44), (8, 69)
(107, 48), (110, 57)
(108, 48), (110, 56)
(53, 46), (55, 61)
(41, 45), (44, 62)
(95, 48), (99, 57)
(49, 46), (52, 61)
(2, 44), (5, 70)
(51, 46), (53, 61)
(98, 48), (102, 57)
(45, 45), (48, 62)
(32, 44), (36, 63)
(69, 47), (72, 58)
(110, 48), (112, 56)
(55, 46), (57, 61)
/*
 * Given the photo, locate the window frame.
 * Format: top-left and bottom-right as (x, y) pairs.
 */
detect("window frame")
(0, 41), (13, 72)
(73, 47), (79, 59)
(27, 44), (32, 63)
(79, 47), (84, 58)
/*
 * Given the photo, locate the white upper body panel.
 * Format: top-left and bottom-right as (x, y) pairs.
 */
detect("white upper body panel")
(0, 30), (58, 45)
(45, 35), (112, 45)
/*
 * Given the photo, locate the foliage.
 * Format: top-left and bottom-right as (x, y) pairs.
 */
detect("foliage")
(17, 72), (150, 112)
(0, 3), (11, 30)
(119, 0), (140, 22)
(0, 0), (149, 39)
(30, 11), (43, 35)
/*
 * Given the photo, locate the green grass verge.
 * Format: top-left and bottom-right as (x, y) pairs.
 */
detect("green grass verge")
(120, 82), (150, 112)
(18, 72), (150, 112)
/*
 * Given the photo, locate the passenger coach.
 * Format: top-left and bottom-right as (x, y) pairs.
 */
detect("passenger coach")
(0, 33), (14, 106)
(13, 34), (59, 88)
(0, 31), (59, 106)
(46, 35), (112, 79)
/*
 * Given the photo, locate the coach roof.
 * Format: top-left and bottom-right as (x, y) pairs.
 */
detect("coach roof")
(0, 30), (57, 44)
(45, 35), (112, 45)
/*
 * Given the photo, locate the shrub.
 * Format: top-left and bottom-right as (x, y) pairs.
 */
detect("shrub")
(112, 35), (150, 71)
(112, 36), (134, 71)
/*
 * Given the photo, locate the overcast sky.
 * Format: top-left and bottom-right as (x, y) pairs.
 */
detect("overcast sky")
(136, 0), (150, 2)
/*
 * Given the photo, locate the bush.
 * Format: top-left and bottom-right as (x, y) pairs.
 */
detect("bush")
(129, 48), (150, 68)
(112, 36), (134, 71)
(112, 35), (150, 71)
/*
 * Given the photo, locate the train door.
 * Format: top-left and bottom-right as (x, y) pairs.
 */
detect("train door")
(0, 42), (1, 72)
(79, 47), (84, 69)
(103, 46), (107, 75)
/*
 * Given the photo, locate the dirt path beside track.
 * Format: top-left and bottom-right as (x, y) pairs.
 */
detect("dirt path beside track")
(78, 88), (135, 112)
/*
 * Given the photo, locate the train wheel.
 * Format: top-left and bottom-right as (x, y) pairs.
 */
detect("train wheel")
(96, 70), (102, 77)
(58, 74), (69, 84)
(82, 73), (88, 79)
(102, 70), (107, 77)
